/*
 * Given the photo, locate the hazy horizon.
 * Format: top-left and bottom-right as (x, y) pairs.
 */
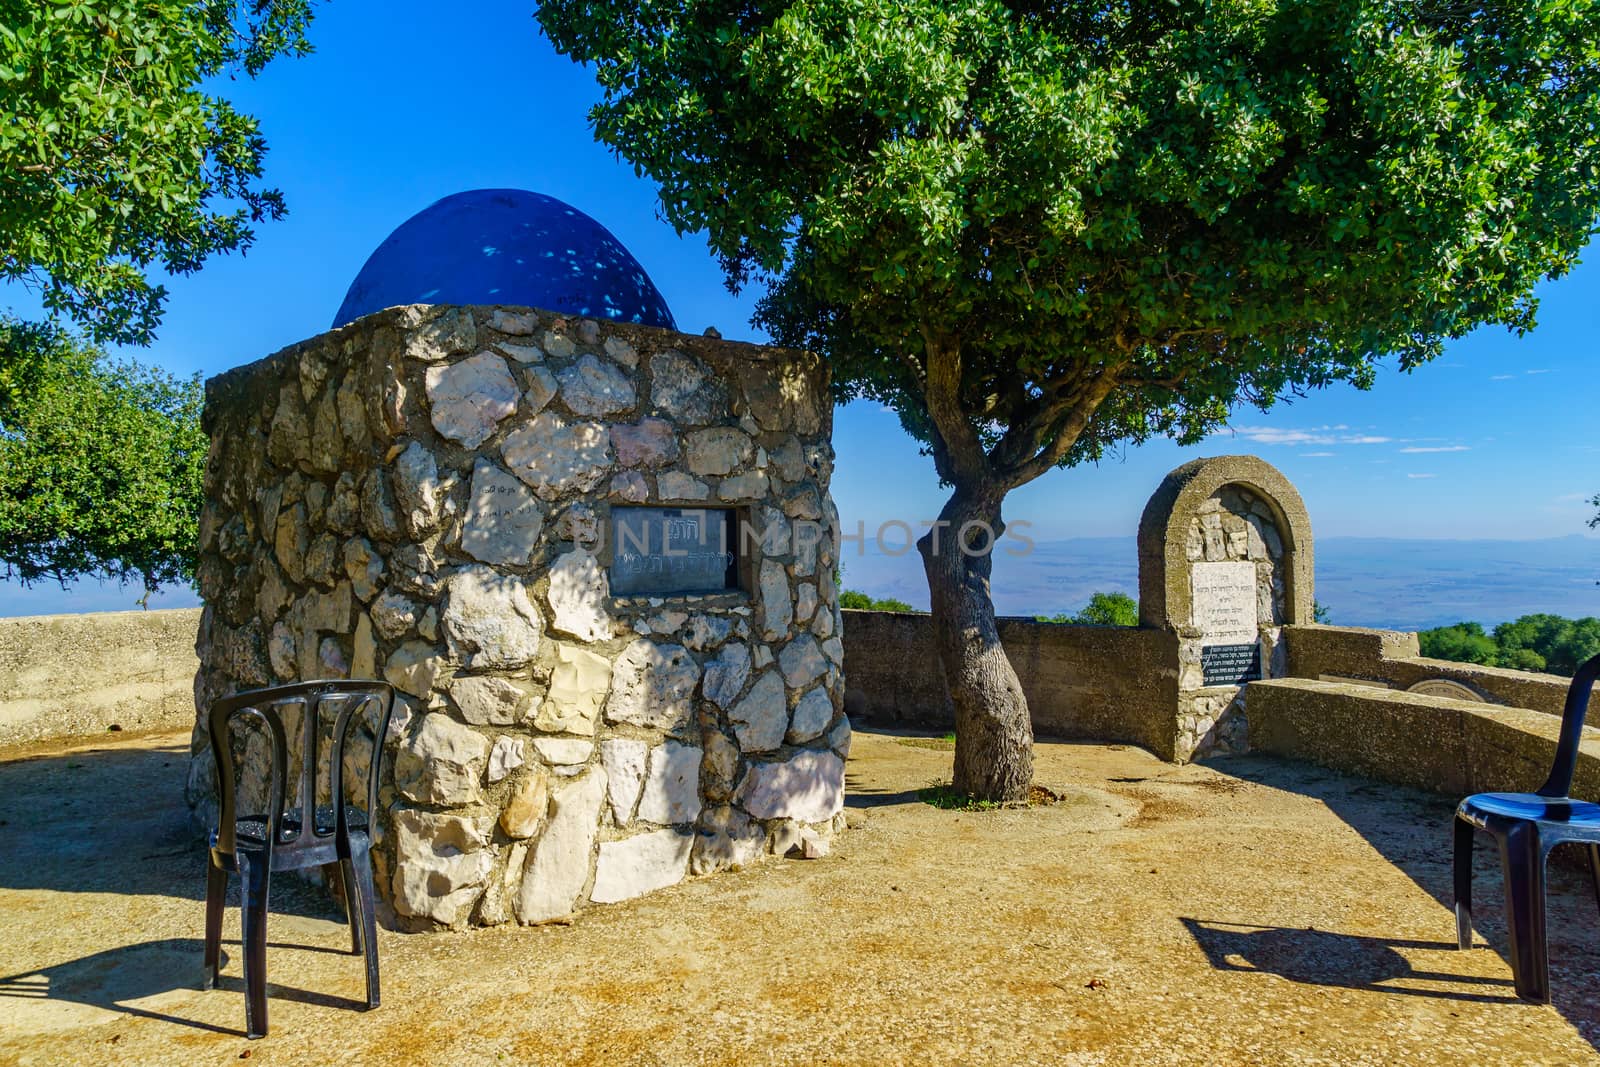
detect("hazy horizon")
(7, 531), (1594, 633)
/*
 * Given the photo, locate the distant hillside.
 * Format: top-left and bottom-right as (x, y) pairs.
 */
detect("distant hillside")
(3, 533), (1595, 631)
(840, 534), (1599, 632)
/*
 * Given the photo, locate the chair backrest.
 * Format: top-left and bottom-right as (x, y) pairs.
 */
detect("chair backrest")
(1538, 652), (1600, 798)
(208, 680), (395, 855)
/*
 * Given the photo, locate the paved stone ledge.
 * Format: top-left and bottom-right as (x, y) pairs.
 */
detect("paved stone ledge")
(1245, 676), (1600, 797)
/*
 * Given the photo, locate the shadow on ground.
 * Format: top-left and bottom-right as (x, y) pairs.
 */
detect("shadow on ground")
(0, 739), (363, 1039)
(0, 936), (367, 1039)
(1181, 919), (1518, 1004)
(1204, 753), (1600, 1048)
(0, 738), (201, 899)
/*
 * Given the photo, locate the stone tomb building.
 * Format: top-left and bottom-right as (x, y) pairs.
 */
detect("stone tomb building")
(188, 192), (848, 928)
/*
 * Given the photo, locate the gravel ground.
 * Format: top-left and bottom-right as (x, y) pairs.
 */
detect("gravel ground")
(2, 726), (1598, 1066)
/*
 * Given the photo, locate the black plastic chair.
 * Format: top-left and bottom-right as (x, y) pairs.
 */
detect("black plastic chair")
(203, 680), (395, 1038)
(1454, 652), (1600, 1003)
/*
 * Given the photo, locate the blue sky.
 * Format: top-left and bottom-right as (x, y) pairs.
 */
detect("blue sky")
(3, 0), (1595, 615)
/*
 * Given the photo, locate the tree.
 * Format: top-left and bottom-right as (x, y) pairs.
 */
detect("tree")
(1035, 591), (1137, 625)
(539, 1), (1600, 798)
(1497, 613), (1600, 675)
(1418, 613), (1600, 676)
(839, 589), (919, 611)
(0, 318), (206, 603)
(0, 0), (316, 348)
(1589, 493), (1599, 530)
(1073, 591), (1139, 627)
(1419, 622), (1499, 666)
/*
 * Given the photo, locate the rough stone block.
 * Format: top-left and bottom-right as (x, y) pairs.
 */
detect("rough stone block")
(516, 769), (607, 924)
(391, 809), (493, 928)
(394, 713), (489, 805)
(442, 565), (543, 669)
(425, 351), (519, 448)
(736, 750), (845, 824)
(637, 741), (704, 825)
(590, 828), (694, 904)
(604, 639), (700, 731)
(537, 643), (611, 735)
(601, 738), (649, 824)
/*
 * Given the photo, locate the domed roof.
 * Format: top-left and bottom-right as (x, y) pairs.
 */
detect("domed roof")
(332, 189), (677, 330)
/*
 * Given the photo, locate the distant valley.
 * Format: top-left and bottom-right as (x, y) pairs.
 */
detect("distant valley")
(3, 534), (1596, 632)
(840, 534), (1600, 631)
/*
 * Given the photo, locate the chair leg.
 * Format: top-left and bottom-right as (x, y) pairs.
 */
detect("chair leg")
(348, 835), (381, 1010)
(1495, 822), (1552, 1004)
(1587, 845), (1600, 919)
(239, 853), (271, 1039)
(338, 858), (362, 955)
(1453, 816), (1475, 949)
(203, 857), (227, 989)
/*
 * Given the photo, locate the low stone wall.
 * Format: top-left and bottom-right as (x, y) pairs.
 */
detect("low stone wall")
(1284, 625), (1586, 714)
(1245, 677), (1600, 798)
(0, 609), (201, 747)
(841, 610), (1181, 758)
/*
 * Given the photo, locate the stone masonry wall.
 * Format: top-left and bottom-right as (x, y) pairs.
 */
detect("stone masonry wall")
(842, 610), (1181, 758)
(189, 304), (848, 929)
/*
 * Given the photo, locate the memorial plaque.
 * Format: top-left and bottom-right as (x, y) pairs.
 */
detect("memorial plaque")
(1191, 560), (1258, 645)
(1201, 642), (1262, 686)
(610, 506), (739, 596)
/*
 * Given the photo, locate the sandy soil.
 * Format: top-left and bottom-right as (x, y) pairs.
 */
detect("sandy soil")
(2, 726), (1598, 1066)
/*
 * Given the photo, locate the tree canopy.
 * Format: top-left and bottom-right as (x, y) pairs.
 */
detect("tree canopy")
(540, 0), (1600, 487)
(0, 317), (206, 600)
(540, 0), (1600, 798)
(1037, 590), (1139, 626)
(1419, 614), (1600, 676)
(0, 0), (316, 348)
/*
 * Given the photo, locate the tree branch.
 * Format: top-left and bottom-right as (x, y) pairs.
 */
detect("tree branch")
(997, 372), (1122, 490)
(919, 326), (991, 488)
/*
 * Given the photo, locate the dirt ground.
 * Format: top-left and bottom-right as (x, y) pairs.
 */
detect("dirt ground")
(2, 726), (1599, 1066)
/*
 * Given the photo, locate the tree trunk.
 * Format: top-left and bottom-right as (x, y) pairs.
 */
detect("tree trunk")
(917, 488), (1033, 801)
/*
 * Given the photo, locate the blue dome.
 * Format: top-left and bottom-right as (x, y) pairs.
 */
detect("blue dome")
(333, 189), (677, 330)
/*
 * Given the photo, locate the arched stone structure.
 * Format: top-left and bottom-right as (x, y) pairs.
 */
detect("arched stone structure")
(1137, 456), (1315, 759)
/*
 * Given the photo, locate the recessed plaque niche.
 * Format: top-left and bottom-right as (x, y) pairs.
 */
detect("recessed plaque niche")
(610, 506), (740, 596)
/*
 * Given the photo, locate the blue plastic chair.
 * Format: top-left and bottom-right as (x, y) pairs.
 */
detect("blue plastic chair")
(203, 680), (394, 1038)
(1454, 652), (1600, 1003)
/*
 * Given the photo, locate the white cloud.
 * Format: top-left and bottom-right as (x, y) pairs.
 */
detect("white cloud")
(1398, 445), (1470, 454)
(1526, 369), (1552, 375)
(1489, 374), (1516, 381)
(1299, 451), (1336, 458)
(1216, 425), (1392, 447)
(1406, 473), (1437, 479)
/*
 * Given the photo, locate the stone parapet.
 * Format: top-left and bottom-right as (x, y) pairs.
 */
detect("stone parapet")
(1245, 676), (1600, 799)
(1283, 624), (1588, 714)
(0, 608), (202, 747)
(842, 610), (1182, 759)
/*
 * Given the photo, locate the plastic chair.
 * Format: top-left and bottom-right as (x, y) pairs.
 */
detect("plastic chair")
(202, 680), (395, 1038)
(1454, 652), (1600, 1003)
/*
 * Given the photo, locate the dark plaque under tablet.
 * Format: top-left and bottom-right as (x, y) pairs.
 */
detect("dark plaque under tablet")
(1201, 643), (1262, 687)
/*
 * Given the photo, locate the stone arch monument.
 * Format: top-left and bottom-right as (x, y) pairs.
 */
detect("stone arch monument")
(1137, 456), (1314, 759)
